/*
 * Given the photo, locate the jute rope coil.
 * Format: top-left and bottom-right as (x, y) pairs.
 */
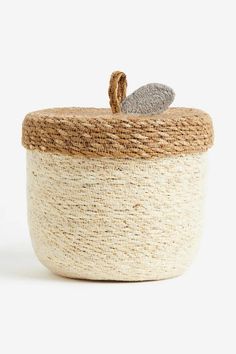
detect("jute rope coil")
(22, 107), (213, 158)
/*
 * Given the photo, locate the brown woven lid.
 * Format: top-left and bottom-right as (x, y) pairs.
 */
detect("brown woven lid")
(22, 106), (213, 158)
(22, 70), (213, 158)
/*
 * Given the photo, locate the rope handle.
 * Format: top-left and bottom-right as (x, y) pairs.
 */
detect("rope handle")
(108, 71), (127, 113)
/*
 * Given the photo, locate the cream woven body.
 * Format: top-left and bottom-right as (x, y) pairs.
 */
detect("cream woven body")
(27, 150), (207, 281)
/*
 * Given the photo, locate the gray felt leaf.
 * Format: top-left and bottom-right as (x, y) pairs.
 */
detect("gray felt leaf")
(121, 83), (175, 115)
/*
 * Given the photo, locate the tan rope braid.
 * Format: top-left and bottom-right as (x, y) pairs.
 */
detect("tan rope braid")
(22, 107), (214, 158)
(108, 71), (127, 113)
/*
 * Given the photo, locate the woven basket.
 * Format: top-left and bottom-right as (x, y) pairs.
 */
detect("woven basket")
(22, 72), (213, 281)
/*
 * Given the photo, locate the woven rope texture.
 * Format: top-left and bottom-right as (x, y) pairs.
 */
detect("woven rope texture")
(22, 107), (213, 158)
(27, 150), (206, 281)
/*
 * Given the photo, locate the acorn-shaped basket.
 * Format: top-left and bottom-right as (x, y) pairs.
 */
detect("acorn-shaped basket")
(22, 71), (214, 281)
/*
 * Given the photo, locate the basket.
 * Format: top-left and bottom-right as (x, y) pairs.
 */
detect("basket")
(22, 71), (214, 281)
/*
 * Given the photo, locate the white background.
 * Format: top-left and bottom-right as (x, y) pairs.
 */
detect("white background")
(0, 0), (235, 353)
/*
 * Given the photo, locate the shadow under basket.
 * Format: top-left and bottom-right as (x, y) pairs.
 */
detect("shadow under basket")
(22, 106), (213, 281)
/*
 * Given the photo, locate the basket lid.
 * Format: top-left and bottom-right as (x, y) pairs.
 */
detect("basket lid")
(22, 71), (213, 158)
(22, 107), (213, 158)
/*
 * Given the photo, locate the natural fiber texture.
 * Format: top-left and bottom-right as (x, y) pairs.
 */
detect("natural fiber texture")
(108, 71), (127, 113)
(121, 83), (175, 115)
(27, 150), (206, 281)
(22, 107), (213, 158)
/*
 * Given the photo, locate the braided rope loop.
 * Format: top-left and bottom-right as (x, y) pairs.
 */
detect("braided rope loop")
(108, 71), (127, 113)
